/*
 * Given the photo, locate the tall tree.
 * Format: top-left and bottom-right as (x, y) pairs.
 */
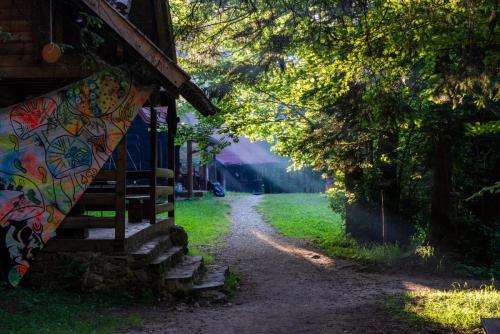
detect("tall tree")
(172, 0), (499, 261)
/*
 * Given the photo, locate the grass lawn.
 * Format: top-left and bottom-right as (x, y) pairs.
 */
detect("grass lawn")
(171, 194), (231, 263)
(0, 286), (142, 334)
(385, 284), (500, 333)
(257, 193), (408, 263)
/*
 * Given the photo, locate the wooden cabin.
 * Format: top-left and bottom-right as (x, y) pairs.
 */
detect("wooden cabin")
(0, 0), (226, 293)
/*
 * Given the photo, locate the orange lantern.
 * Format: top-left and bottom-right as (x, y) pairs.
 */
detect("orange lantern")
(41, 43), (61, 64)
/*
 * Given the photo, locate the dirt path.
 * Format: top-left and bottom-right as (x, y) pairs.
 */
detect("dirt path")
(127, 195), (456, 334)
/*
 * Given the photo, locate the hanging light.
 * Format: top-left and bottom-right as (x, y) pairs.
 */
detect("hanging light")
(41, 0), (61, 64)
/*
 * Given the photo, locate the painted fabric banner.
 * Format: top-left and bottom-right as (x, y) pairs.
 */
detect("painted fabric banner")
(0, 70), (152, 287)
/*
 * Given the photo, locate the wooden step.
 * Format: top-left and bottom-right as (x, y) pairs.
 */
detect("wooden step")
(124, 218), (173, 251)
(43, 218), (173, 253)
(60, 216), (115, 229)
(129, 234), (172, 269)
(191, 265), (229, 292)
(164, 255), (204, 291)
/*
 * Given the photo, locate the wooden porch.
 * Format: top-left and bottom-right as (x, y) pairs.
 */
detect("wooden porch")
(50, 102), (176, 253)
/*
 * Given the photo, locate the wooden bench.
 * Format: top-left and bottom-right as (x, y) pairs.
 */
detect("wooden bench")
(126, 195), (149, 223)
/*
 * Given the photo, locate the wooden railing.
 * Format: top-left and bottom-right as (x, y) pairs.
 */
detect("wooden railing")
(61, 137), (175, 241)
(60, 103), (178, 247)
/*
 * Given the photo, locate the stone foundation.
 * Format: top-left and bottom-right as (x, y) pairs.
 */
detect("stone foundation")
(24, 251), (152, 292)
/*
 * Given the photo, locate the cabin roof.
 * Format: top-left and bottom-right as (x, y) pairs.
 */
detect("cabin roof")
(80, 0), (218, 116)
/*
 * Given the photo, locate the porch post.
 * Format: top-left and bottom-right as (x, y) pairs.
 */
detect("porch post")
(167, 97), (177, 220)
(149, 105), (158, 224)
(115, 136), (127, 242)
(187, 140), (193, 198)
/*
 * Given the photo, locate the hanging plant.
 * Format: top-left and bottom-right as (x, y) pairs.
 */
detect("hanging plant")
(0, 27), (11, 42)
(77, 12), (107, 72)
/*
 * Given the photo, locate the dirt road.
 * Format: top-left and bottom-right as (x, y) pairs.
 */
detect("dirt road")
(127, 195), (456, 334)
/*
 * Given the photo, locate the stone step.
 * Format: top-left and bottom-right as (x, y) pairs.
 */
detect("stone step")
(129, 234), (172, 269)
(191, 265), (229, 292)
(164, 255), (204, 291)
(148, 246), (185, 275)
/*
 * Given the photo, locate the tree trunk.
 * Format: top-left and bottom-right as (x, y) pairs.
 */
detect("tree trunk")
(429, 130), (453, 248)
(378, 132), (411, 245)
(345, 168), (382, 242)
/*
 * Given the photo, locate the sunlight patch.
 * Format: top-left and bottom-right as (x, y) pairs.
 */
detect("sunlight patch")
(252, 230), (335, 267)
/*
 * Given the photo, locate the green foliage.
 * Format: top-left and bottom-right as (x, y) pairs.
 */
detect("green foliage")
(168, 109), (232, 164)
(466, 121), (500, 136)
(325, 187), (346, 221)
(257, 193), (408, 263)
(466, 181), (500, 201)
(0, 286), (143, 334)
(0, 27), (10, 42)
(78, 12), (107, 71)
(79, 12), (104, 50)
(385, 282), (500, 332)
(172, 0), (500, 266)
(224, 270), (241, 297)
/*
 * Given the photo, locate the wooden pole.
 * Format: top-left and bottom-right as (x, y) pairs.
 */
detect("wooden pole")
(166, 97), (177, 220)
(187, 140), (193, 198)
(149, 105), (158, 224)
(115, 136), (127, 242)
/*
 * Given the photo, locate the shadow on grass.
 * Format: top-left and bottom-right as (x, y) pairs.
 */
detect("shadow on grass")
(0, 284), (149, 334)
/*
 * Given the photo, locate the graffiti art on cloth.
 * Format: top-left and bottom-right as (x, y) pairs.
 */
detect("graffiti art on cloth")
(0, 70), (152, 286)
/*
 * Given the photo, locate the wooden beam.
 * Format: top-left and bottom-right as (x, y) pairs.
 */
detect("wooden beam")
(94, 169), (116, 182)
(126, 168), (173, 179)
(156, 202), (173, 213)
(156, 186), (174, 198)
(80, 0), (189, 88)
(80, 193), (115, 206)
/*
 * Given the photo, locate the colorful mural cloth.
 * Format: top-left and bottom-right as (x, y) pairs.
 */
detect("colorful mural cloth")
(0, 70), (152, 286)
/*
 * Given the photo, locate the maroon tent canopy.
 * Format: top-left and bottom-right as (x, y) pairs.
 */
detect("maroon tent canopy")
(139, 110), (287, 167)
(216, 137), (286, 166)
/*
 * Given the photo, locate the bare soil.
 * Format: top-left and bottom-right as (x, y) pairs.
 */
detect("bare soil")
(126, 195), (461, 334)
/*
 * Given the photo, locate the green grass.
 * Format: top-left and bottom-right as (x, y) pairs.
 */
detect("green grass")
(385, 283), (500, 333)
(224, 270), (241, 297)
(257, 193), (407, 263)
(0, 286), (143, 334)
(173, 195), (231, 263)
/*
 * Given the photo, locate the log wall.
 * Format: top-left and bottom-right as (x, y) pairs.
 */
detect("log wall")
(0, 0), (82, 80)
